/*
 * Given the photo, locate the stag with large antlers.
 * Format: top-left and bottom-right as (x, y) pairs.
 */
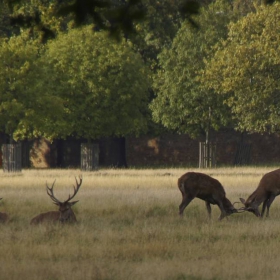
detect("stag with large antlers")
(178, 172), (238, 220)
(30, 176), (82, 225)
(0, 198), (9, 223)
(239, 169), (280, 218)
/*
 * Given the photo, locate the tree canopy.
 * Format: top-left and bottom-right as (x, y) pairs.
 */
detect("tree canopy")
(0, 31), (66, 140)
(203, 2), (280, 133)
(43, 25), (150, 140)
(150, 0), (238, 139)
(1, 0), (280, 144)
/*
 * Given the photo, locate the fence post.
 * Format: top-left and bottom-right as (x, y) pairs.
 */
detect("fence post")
(2, 143), (22, 172)
(199, 142), (216, 168)
(80, 143), (99, 171)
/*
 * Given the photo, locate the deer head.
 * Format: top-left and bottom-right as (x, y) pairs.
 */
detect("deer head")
(46, 176), (82, 223)
(239, 197), (261, 217)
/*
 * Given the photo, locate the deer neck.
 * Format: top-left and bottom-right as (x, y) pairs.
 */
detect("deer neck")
(247, 188), (267, 207)
(222, 197), (234, 210)
(60, 208), (76, 223)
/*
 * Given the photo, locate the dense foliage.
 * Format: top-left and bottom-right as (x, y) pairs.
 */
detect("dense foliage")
(0, 32), (66, 140)
(44, 26), (150, 139)
(150, 0), (238, 139)
(0, 0), (279, 142)
(203, 3), (280, 133)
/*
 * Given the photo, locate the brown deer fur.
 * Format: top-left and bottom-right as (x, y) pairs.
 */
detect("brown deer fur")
(178, 172), (237, 220)
(240, 169), (280, 217)
(30, 177), (81, 225)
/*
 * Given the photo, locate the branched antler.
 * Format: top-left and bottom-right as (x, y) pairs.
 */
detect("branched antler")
(65, 175), (82, 203)
(46, 176), (82, 205)
(46, 179), (61, 205)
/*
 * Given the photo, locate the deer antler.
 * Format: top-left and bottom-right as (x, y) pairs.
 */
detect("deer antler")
(236, 206), (247, 213)
(46, 179), (62, 205)
(64, 176), (82, 203)
(232, 201), (247, 213)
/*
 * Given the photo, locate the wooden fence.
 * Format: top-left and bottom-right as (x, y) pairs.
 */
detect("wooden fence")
(80, 143), (99, 171)
(2, 143), (22, 172)
(199, 142), (216, 168)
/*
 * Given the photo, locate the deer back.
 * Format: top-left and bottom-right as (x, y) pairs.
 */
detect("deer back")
(243, 169), (280, 207)
(178, 172), (226, 199)
(30, 211), (60, 225)
(258, 169), (280, 194)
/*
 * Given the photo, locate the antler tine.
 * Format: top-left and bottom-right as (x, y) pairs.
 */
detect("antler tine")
(236, 206), (247, 213)
(64, 176), (82, 203)
(46, 179), (62, 204)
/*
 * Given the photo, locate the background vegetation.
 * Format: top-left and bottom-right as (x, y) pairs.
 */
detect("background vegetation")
(0, 0), (279, 144)
(1, 167), (280, 279)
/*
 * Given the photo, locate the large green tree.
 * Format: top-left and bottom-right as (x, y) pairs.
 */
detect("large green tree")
(203, 2), (280, 133)
(43, 25), (150, 140)
(0, 31), (66, 141)
(150, 0), (238, 140)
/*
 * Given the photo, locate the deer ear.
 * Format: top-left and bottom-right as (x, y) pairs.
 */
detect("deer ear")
(69, 200), (79, 206)
(240, 198), (246, 205)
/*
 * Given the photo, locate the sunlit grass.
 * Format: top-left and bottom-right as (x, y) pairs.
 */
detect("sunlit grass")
(0, 167), (280, 279)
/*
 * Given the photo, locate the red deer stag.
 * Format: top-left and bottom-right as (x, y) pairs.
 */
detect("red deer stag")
(0, 198), (9, 223)
(178, 172), (238, 220)
(30, 176), (82, 225)
(239, 169), (280, 218)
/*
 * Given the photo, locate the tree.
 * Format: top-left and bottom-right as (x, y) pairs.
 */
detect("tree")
(0, 31), (66, 141)
(203, 2), (280, 133)
(7, 0), (201, 42)
(43, 25), (151, 140)
(0, 1), (13, 38)
(150, 0), (238, 140)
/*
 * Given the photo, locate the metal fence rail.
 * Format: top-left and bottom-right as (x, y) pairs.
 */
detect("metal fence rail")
(199, 142), (216, 168)
(2, 143), (22, 172)
(81, 143), (99, 171)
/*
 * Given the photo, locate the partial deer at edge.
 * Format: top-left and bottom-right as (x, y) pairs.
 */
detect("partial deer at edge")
(239, 169), (280, 218)
(178, 172), (238, 220)
(0, 198), (9, 223)
(30, 176), (82, 225)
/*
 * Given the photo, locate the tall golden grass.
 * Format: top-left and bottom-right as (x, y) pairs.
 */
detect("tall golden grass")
(0, 167), (279, 280)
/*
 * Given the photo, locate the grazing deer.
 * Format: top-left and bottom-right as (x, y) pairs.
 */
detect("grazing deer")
(239, 169), (280, 218)
(178, 172), (238, 220)
(30, 176), (82, 225)
(0, 198), (9, 223)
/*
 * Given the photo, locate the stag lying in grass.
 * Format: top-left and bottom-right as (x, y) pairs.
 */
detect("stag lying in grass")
(178, 172), (238, 220)
(30, 176), (82, 225)
(239, 169), (280, 218)
(0, 198), (9, 223)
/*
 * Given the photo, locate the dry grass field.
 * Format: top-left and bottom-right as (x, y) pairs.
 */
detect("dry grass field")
(0, 167), (280, 280)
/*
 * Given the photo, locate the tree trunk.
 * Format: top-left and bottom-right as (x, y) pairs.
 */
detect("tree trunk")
(56, 139), (64, 167)
(118, 137), (128, 168)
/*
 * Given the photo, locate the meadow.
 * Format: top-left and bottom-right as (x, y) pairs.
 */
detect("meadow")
(0, 167), (280, 280)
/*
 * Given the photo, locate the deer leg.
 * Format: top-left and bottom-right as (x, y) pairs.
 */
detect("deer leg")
(261, 199), (268, 218)
(179, 195), (194, 216)
(217, 203), (227, 221)
(265, 195), (276, 218)
(205, 201), (212, 219)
